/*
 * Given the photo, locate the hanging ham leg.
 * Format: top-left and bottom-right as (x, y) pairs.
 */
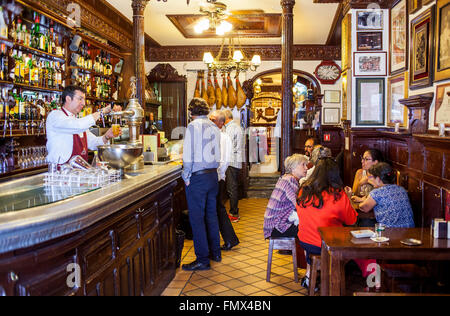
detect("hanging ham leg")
(221, 72), (228, 108)
(227, 73), (237, 108)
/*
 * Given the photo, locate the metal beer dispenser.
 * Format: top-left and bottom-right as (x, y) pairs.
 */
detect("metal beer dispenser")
(98, 77), (144, 172)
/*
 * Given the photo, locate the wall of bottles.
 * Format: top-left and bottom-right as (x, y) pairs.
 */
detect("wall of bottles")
(0, 1), (124, 176)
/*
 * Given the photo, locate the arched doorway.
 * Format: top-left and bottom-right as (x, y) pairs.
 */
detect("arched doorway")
(243, 69), (322, 176)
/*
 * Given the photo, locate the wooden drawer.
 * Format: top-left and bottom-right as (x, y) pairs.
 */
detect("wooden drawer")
(140, 201), (158, 237)
(115, 214), (139, 253)
(81, 231), (114, 279)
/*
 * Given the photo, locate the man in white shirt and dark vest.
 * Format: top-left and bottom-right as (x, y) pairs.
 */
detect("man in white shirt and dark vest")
(46, 85), (121, 165)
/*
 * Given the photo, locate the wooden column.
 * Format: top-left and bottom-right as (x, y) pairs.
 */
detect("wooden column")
(132, 0), (149, 106)
(281, 0), (295, 173)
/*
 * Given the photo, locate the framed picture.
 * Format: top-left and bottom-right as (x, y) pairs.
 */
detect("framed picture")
(388, 72), (409, 127)
(357, 32), (383, 50)
(434, 0), (450, 82)
(324, 90), (341, 103)
(357, 10), (384, 30)
(354, 52), (387, 76)
(434, 82), (450, 127)
(410, 5), (435, 90)
(390, 0), (409, 75)
(356, 78), (386, 126)
(323, 108), (341, 125)
(409, 0), (422, 14)
(341, 13), (352, 71)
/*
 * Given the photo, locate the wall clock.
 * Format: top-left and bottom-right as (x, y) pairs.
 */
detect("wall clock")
(314, 60), (342, 85)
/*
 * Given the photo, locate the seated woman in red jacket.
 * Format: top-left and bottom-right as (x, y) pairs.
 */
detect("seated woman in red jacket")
(296, 154), (358, 288)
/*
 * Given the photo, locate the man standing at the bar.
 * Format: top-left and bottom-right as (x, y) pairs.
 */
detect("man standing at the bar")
(182, 98), (222, 271)
(209, 110), (240, 251)
(223, 110), (243, 223)
(46, 85), (121, 165)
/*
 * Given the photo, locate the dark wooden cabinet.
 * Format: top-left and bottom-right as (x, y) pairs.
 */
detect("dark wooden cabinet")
(0, 180), (178, 296)
(423, 182), (444, 227)
(408, 176), (423, 228)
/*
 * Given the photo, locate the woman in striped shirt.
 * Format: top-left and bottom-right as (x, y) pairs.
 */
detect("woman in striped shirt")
(264, 154), (309, 239)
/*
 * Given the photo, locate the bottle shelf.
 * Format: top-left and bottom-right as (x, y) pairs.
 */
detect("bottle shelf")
(86, 96), (117, 103)
(69, 66), (118, 79)
(12, 41), (66, 62)
(0, 80), (63, 93)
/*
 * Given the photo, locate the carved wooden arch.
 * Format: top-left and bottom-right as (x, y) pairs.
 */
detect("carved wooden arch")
(242, 68), (322, 100)
(147, 63), (187, 83)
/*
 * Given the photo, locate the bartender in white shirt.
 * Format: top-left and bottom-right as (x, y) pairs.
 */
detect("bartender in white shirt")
(46, 85), (122, 164)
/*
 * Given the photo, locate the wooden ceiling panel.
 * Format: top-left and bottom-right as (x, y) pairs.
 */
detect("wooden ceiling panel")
(167, 12), (282, 39)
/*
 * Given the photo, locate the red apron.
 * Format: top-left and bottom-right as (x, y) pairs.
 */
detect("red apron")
(61, 108), (89, 163)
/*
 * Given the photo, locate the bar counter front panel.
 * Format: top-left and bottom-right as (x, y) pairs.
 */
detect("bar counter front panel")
(0, 164), (183, 296)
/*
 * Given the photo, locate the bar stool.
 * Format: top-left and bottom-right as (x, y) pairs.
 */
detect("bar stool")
(266, 237), (298, 283)
(309, 254), (321, 296)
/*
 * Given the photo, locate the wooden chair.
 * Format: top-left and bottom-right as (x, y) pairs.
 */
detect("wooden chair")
(309, 254), (321, 296)
(266, 237), (298, 283)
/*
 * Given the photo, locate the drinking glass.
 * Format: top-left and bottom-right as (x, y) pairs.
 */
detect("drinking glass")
(375, 223), (386, 239)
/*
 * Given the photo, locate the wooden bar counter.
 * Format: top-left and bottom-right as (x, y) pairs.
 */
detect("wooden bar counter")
(0, 164), (183, 296)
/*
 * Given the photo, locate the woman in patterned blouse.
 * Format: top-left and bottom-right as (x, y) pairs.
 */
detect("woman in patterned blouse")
(263, 154), (309, 239)
(359, 162), (415, 228)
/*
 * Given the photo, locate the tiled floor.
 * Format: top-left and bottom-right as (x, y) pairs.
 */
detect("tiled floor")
(161, 198), (309, 296)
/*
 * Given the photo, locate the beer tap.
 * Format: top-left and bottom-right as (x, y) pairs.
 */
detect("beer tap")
(31, 120), (37, 135)
(25, 120), (29, 135)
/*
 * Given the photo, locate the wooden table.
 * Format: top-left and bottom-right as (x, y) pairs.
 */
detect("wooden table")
(319, 227), (450, 296)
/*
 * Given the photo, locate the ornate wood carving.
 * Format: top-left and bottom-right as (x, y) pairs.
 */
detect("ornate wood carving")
(147, 45), (340, 62)
(399, 93), (435, 135)
(147, 64), (187, 83)
(133, 0), (150, 108)
(23, 0), (134, 51)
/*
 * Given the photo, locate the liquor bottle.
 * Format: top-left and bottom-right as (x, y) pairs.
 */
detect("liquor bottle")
(55, 34), (62, 56)
(47, 61), (53, 88)
(32, 57), (39, 86)
(0, 7), (8, 39)
(49, 21), (55, 54)
(86, 44), (92, 70)
(23, 54), (30, 85)
(32, 14), (39, 49)
(9, 20), (16, 42)
(16, 17), (23, 44)
(0, 43), (7, 81)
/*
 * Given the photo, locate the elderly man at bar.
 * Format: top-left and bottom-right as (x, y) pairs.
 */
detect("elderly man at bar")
(181, 98), (222, 271)
(209, 110), (240, 251)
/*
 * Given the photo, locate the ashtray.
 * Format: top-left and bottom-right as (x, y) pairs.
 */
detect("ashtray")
(401, 238), (423, 246)
(370, 237), (390, 243)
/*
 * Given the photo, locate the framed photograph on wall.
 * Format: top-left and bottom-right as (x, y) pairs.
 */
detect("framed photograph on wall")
(323, 108), (341, 125)
(409, 0), (422, 14)
(388, 72), (409, 127)
(390, 0), (409, 75)
(357, 10), (384, 30)
(434, 0), (450, 82)
(357, 32), (383, 50)
(410, 5), (435, 89)
(356, 78), (386, 126)
(354, 52), (387, 76)
(434, 82), (450, 127)
(324, 90), (341, 103)
(342, 13), (352, 71)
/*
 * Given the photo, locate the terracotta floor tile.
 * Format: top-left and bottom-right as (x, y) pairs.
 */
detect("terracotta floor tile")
(183, 289), (211, 296)
(239, 275), (264, 284)
(234, 284), (261, 295)
(161, 288), (182, 296)
(251, 291), (274, 296)
(215, 290), (245, 296)
(203, 284), (230, 295)
(221, 279), (247, 289)
(266, 286), (293, 296)
(252, 280), (279, 290)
